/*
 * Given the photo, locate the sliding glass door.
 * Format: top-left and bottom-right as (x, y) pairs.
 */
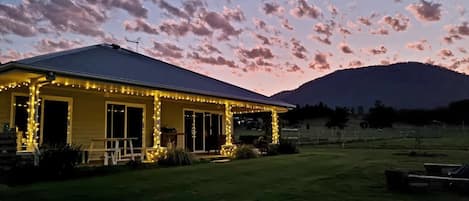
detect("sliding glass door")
(184, 110), (223, 152)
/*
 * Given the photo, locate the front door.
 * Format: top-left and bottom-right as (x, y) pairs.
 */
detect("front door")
(42, 100), (69, 146)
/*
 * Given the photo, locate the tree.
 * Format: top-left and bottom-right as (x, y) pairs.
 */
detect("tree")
(448, 100), (469, 124)
(325, 107), (349, 129)
(365, 100), (396, 128)
(281, 102), (333, 125)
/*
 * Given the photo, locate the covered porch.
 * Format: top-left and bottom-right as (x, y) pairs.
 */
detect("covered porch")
(0, 69), (286, 164)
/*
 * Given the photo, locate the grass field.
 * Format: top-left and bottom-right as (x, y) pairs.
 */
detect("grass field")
(1, 146), (468, 201)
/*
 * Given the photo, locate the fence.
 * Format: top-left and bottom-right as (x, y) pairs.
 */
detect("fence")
(281, 126), (465, 145)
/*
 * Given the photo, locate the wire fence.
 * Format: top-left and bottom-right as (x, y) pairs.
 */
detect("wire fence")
(280, 126), (469, 146)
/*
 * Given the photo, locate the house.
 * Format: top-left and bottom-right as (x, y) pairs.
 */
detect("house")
(0, 44), (293, 163)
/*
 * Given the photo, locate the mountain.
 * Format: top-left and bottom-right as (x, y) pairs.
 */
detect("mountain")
(271, 62), (469, 109)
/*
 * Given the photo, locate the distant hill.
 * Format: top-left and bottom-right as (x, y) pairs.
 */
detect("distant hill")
(271, 62), (469, 109)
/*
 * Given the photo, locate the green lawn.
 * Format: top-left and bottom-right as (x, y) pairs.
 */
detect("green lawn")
(1, 147), (468, 201)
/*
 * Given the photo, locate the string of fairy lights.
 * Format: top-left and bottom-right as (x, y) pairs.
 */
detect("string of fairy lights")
(0, 77), (283, 156)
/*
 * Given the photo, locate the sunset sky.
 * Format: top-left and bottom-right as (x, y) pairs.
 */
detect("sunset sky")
(0, 0), (468, 96)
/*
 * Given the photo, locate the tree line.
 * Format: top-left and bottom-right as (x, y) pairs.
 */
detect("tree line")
(281, 100), (469, 129)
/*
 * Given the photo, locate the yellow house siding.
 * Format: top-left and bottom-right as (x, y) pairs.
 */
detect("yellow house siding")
(39, 86), (155, 149)
(0, 91), (11, 127)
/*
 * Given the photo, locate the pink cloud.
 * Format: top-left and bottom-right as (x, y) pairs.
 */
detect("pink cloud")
(30, 1), (108, 37)
(263, 2), (284, 16)
(309, 52), (332, 69)
(290, 0), (322, 19)
(34, 38), (82, 53)
(339, 27), (352, 35)
(438, 49), (454, 58)
(459, 47), (467, 54)
(192, 42), (222, 54)
(339, 42), (354, 54)
(406, 39), (430, 51)
(424, 57), (435, 65)
(190, 21), (213, 36)
(0, 16), (37, 37)
(254, 34), (271, 45)
(358, 16), (372, 26)
(448, 57), (469, 69)
(291, 38), (308, 59)
(222, 6), (246, 22)
(0, 3), (35, 24)
(381, 60), (391, 65)
(311, 36), (331, 45)
(0, 49), (22, 63)
(367, 45), (388, 55)
(154, 0), (189, 19)
(145, 41), (184, 59)
(203, 11), (242, 40)
(238, 47), (274, 59)
(313, 22), (333, 36)
(90, 0), (148, 18)
(255, 58), (273, 66)
(406, 0), (442, 22)
(101, 34), (123, 44)
(371, 28), (389, 35)
(286, 63), (304, 73)
(188, 52), (238, 68)
(182, 0), (205, 17)
(253, 18), (268, 31)
(253, 18), (279, 34)
(381, 14), (410, 32)
(328, 5), (339, 16)
(457, 5), (466, 17)
(0, 49), (37, 63)
(124, 18), (159, 35)
(281, 19), (294, 30)
(348, 60), (363, 67)
(448, 22), (469, 36)
(443, 34), (462, 44)
(159, 20), (190, 37)
(157, 20), (212, 38)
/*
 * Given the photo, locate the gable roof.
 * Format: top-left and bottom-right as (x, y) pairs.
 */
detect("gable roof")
(0, 43), (293, 108)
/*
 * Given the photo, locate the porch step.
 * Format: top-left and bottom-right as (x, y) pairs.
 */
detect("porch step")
(210, 159), (231, 163)
(194, 154), (230, 163)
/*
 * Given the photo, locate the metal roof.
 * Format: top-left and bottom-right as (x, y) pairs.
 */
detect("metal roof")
(0, 44), (293, 108)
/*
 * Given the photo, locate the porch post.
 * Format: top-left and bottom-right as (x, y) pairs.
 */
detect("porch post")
(152, 92), (161, 148)
(26, 79), (39, 151)
(271, 109), (279, 144)
(224, 102), (233, 145)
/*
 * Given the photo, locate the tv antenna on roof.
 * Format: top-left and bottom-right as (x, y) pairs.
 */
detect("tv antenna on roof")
(125, 37), (141, 52)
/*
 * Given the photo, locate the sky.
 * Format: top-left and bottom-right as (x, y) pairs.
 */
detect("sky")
(0, 0), (468, 96)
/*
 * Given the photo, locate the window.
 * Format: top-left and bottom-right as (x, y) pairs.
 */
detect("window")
(12, 95), (30, 151)
(106, 103), (144, 149)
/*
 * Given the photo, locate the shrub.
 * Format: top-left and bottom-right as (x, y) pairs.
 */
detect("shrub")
(234, 145), (259, 159)
(39, 144), (82, 177)
(266, 144), (279, 156)
(158, 148), (193, 166)
(278, 140), (299, 154)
